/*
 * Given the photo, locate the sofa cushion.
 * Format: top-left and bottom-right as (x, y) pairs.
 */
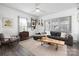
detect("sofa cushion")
(50, 31), (55, 36)
(46, 31), (50, 35)
(50, 31), (61, 37)
(47, 35), (65, 41)
(56, 32), (61, 37)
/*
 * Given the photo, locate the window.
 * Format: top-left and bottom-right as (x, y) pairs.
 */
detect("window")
(18, 17), (27, 32)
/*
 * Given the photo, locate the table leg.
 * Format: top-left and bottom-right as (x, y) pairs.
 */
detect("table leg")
(56, 45), (58, 50)
(41, 42), (44, 46)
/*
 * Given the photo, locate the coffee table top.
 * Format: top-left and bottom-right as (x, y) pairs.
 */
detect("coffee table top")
(41, 37), (65, 45)
(33, 34), (47, 37)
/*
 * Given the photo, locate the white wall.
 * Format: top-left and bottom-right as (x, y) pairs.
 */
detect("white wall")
(0, 4), (35, 36)
(77, 12), (79, 42)
(0, 16), (2, 33)
(40, 8), (78, 41)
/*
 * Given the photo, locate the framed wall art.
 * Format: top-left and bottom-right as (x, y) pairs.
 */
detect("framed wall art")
(2, 17), (13, 28)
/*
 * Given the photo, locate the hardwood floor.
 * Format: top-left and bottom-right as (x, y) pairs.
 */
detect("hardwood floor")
(67, 43), (79, 56)
(20, 39), (67, 56)
(0, 40), (79, 56)
(0, 44), (34, 56)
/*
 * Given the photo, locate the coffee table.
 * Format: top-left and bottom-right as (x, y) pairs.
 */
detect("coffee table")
(41, 36), (65, 50)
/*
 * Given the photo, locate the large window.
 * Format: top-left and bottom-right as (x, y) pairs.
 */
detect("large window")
(45, 16), (71, 33)
(18, 17), (27, 32)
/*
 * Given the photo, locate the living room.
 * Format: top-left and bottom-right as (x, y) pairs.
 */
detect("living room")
(0, 3), (79, 56)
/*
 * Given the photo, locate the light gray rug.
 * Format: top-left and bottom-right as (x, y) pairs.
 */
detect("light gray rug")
(19, 38), (67, 56)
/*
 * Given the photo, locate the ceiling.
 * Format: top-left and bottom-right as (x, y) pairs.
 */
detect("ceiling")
(1, 3), (77, 17)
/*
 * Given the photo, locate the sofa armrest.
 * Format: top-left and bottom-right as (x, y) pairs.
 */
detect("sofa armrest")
(65, 34), (73, 46)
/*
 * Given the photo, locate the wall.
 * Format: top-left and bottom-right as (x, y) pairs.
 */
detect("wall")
(40, 8), (78, 41)
(0, 16), (2, 33)
(0, 4), (35, 37)
(77, 12), (79, 42)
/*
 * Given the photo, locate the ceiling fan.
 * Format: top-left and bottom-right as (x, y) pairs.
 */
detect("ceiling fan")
(32, 3), (46, 13)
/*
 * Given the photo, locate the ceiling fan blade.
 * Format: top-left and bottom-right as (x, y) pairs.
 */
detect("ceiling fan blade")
(30, 3), (47, 16)
(39, 9), (47, 14)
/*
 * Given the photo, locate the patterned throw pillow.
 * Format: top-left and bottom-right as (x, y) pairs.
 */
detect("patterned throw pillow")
(61, 32), (66, 38)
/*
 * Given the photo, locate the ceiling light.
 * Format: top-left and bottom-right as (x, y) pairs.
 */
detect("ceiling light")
(35, 8), (40, 12)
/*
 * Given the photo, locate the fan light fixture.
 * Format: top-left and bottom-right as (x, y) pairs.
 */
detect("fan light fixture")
(34, 3), (40, 12)
(35, 8), (40, 12)
(31, 3), (46, 15)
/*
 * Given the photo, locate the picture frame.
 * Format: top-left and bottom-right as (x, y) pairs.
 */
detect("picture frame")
(2, 17), (13, 28)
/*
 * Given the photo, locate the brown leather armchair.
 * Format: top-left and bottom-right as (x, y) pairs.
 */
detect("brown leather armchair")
(19, 31), (29, 41)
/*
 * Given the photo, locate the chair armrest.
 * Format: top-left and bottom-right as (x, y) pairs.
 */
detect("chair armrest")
(10, 35), (20, 42)
(16, 35), (20, 41)
(1, 38), (10, 42)
(0, 41), (1, 45)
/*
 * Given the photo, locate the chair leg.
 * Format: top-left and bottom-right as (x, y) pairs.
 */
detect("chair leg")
(0, 45), (2, 56)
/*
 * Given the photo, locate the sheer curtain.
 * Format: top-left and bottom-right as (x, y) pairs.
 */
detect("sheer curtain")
(19, 17), (27, 32)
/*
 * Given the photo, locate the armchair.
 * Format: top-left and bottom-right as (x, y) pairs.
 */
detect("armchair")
(0, 33), (20, 46)
(19, 31), (29, 41)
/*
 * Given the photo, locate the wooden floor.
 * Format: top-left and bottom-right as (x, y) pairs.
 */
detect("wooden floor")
(0, 44), (34, 56)
(67, 43), (79, 56)
(0, 40), (79, 56)
(20, 39), (67, 56)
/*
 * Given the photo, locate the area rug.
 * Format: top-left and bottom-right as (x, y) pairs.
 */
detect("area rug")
(19, 38), (67, 56)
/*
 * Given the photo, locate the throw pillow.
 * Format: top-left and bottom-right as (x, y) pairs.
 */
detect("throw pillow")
(46, 31), (50, 35)
(61, 32), (66, 38)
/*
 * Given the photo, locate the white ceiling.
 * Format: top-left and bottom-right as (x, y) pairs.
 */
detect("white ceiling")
(1, 3), (77, 17)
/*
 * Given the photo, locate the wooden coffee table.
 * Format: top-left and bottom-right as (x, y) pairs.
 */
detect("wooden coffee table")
(41, 36), (65, 50)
